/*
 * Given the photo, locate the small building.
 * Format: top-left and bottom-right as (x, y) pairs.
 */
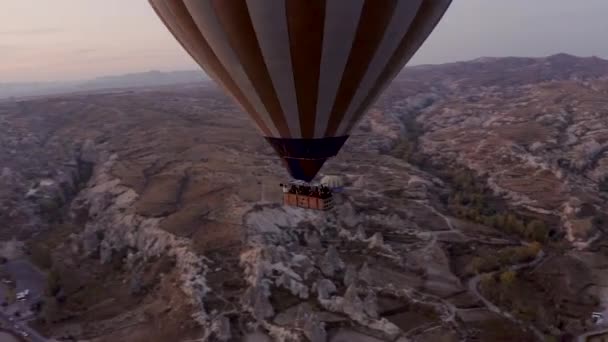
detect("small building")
(16, 289), (29, 301)
(592, 312), (604, 325)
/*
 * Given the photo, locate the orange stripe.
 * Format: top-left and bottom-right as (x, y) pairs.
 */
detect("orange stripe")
(161, 0), (272, 137)
(211, 0), (291, 138)
(286, 0), (326, 139)
(324, 0), (398, 137)
(343, 1), (450, 134)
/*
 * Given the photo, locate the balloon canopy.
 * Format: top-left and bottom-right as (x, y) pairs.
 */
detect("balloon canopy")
(149, 0), (452, 182)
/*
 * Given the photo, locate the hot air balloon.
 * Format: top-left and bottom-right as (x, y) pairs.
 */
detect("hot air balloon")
(149, 0), (451, 182)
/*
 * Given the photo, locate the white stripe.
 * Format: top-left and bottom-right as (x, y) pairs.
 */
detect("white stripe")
(183, 0), (280, 138)
(336, 0), (423, 136)
(313, 0), (365, 139)
(341, 0), (452, 134)
(246, 0), (301, 138)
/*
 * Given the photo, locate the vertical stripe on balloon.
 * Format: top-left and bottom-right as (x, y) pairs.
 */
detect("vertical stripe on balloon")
(211, 0), (292, 138)
(343, 0), (452, 134)
(285, 0), (326, 139)
(324, 0), (398, 137)
(246, 0), (302, 138)
(314, 0), (364, 138)
(183, 0), (280, 137)
(336, 0), (422, 136)
(152, 0), (273, 137)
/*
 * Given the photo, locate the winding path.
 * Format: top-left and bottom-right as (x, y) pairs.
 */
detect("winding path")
(0, 312), (46, 342)
(577, 328), (608, 342)
(467, 250), (546, 341)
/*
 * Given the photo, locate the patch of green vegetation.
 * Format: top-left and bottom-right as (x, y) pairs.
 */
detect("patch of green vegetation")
(445, 168), (550, 242)
(392, 139), (415, 161)
(467, 242), (541, 275)
(499, 270), (517, 287)
(4, 286), (16, 305)
(38, 197), (61, 213)
(27, 223), (82, 270)
(390, 115), (425, 163)
(38, 297), (61, 325)
(391, 123), (553, 243)
(38, 196), (64, 223)
(479, 270), (558, 328)
(544, 335), (559, 342)
(46, 268), (62, 297)
(29, 244), (53, 270)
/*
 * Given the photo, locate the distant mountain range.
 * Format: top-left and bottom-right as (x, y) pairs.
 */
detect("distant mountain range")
(0, 70), (207, 99)
(3, 53), (606, 100)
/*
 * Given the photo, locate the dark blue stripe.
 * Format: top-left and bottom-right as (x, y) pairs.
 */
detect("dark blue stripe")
(264, 136), (349, 159)
(265, 136), (349, 181)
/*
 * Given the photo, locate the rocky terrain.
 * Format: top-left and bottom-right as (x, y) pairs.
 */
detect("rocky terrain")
(0, 54), (607, 342)
(404, 54), (608, 243)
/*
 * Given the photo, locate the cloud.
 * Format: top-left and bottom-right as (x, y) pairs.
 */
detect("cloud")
(0, 28), (62, 35)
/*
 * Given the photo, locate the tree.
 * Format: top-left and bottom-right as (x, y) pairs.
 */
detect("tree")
(510, 244), (539, 263)
(543, 335), (558, 342)
(471, 193), (484, 211)
(453, 170), (474, 192)
(481, 273), (494, 284)
(30, 245), (53, 270)
(479, 273), (495, 291)
(41, 298), (60, 325)
(449, 191), (466, 208)
(38, 197), (64, 223)
(46, 269), (62, 297)
(495, 214), (507, 229)
(528, 241), (542, 255)
(526, 220), (549, 242)
(395, 140), (413, 160)
(482, 215), (496, 227)
(5, 287), (15, 304)
(468, 257), (485, 274)
(504, 214), (526, 235)
(499, 270), (517, 287)
(468, 254), (501, 274)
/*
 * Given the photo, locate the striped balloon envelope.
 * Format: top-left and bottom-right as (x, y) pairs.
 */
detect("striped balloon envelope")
(149, 0), (452, 182)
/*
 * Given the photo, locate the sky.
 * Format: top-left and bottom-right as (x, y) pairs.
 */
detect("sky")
(1, 0), (608, 83)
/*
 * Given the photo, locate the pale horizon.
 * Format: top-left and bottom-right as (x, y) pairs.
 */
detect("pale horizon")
(2, 0), (608, 83)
